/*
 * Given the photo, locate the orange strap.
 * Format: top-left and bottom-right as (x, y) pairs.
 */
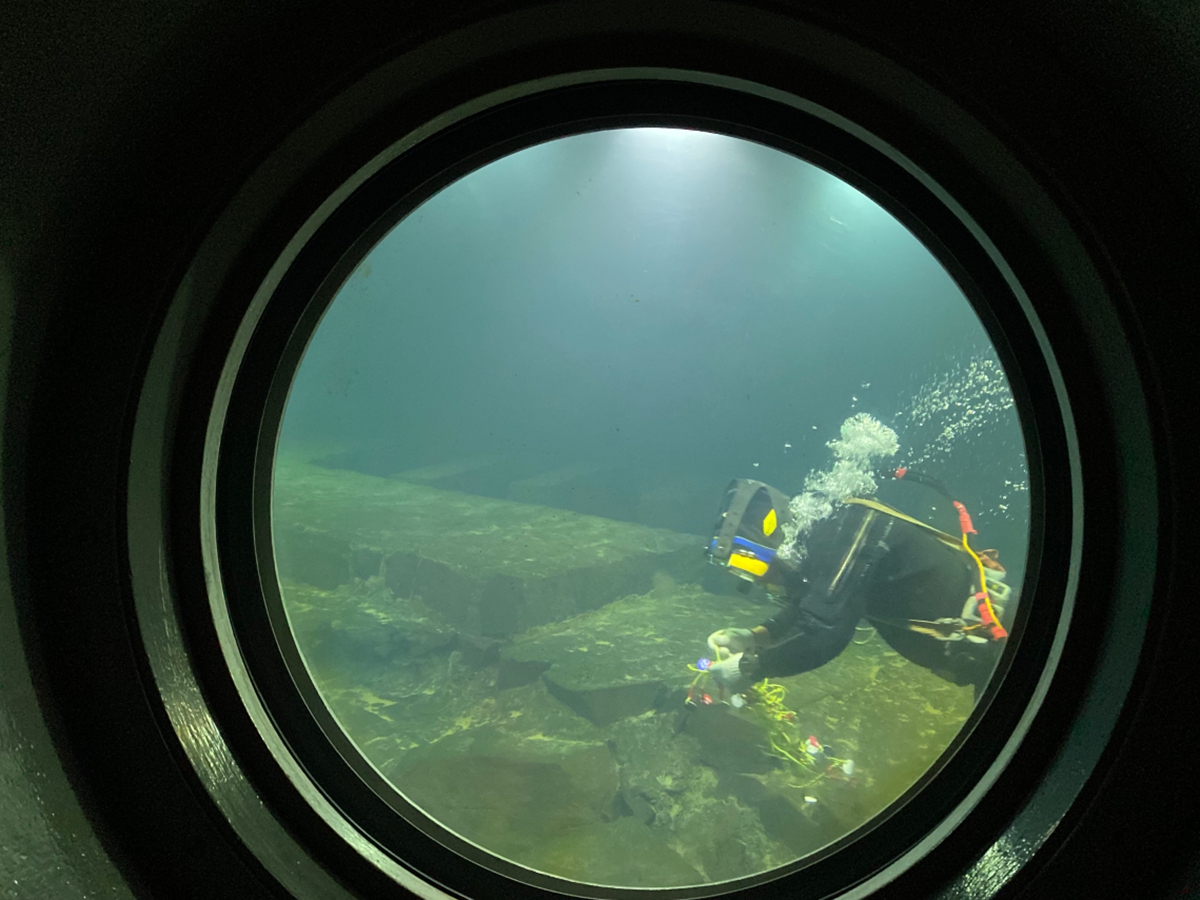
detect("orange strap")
(953, 500), (976, 535)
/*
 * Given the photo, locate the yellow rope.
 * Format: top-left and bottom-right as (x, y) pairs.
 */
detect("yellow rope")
(748, 680), (849, 780)
(960, 534), (1002, 629)
(685, 668), (852, 789)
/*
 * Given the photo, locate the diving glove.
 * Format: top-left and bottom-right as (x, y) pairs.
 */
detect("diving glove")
(707, 627), (756, 659)
(707, 651), (755, 691)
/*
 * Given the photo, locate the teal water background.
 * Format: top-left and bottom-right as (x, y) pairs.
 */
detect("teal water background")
(280, 128), (1027, 564)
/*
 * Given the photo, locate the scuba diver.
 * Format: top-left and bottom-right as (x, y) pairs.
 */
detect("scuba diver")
(702, 473), (1011, 700)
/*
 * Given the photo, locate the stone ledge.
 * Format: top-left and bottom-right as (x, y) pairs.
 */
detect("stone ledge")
(499, 584), (771, 726)
(273, 458), (710, 635)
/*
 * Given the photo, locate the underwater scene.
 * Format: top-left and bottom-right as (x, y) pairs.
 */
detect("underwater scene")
(273, 129), (1029, 887)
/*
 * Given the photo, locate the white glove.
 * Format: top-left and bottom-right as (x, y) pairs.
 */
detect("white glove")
(708, 627), (755, 659)
(707, 652), (748, 690)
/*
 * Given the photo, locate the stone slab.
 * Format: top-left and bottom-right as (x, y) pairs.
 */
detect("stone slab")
(272, 457), (709, 634)
(499, 583), (773, 725)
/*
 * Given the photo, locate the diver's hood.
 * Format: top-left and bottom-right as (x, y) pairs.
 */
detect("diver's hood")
(707, 478), (797, 588)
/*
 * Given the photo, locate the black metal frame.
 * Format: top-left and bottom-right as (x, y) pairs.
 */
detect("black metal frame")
(10, 6), (1170, 900)
(199, 75), (1075, 899)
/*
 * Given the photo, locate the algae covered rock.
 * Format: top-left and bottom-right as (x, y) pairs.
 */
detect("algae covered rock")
(498, 583), (772, 726)
(285, 577), (457, 675)
(681, 703), (777, 774)
(529, 817), (705, 887)
(398, 748), (620, 855)
(603, 713), (790, 882)
(389, 724), (623, 870)
(272, 457), (981, 887)
(272, 458), (710, 634)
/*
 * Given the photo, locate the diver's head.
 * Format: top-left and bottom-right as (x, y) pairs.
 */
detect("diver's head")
(706, 478), (796, 593)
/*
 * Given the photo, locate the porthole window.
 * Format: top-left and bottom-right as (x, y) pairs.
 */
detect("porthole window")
(264, 124), (1029, 889)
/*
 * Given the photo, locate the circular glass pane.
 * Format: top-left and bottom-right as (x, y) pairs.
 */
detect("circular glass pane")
(271, 128), (1029, 888)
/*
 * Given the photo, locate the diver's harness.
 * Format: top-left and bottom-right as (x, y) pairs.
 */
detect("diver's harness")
(842, 497), (1009, 644)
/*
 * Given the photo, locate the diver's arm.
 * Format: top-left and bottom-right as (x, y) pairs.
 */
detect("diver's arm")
(747, 505), (882, 678)
(759, 603), (804, 641)
(747, 611), (860, 679)
(748, 571), (869, 679)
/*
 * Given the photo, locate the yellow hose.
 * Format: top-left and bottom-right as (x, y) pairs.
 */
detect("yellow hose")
(961, 534), (1003, 630)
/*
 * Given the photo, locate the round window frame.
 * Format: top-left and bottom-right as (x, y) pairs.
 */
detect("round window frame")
(222, 75), (1062, 897)
(122, 35), (1153, 900)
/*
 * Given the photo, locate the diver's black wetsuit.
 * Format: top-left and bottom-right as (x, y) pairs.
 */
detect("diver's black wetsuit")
(750, 502), (1003, 694)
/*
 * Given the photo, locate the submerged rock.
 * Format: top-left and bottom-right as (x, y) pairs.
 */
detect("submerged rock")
(273, 458), (710, 634)
(499, 585), (771, 726)
(273, 458), (980, 886)
(682, 704), (777, 774)
(455, 633), (503, 670)
(285, 577), (457, 675)
(529, 817), (705, 887)
(543, 674), (665, 728)
(391, 727), (622, 871)
(715, 771), (846, 858)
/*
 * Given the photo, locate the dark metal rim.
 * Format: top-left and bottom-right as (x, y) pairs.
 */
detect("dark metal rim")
(218, 75), (1070, 898)
(120, 19), (1153, 900)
